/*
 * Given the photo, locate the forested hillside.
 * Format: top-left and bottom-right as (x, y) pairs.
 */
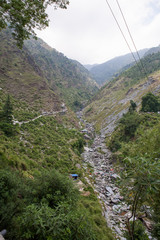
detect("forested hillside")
(107, 95), (160, 240)
(0, 29), (61, 113)
(25, 38), (98, 111)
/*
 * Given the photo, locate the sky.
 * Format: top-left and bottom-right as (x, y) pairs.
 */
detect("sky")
(36, 0), (160, 65)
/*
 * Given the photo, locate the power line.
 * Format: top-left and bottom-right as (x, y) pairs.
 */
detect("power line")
(115, 0), (149, 80)
(105, 0), (147, 79)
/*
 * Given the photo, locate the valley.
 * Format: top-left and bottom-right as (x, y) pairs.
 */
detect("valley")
(0, 28), (160, 240)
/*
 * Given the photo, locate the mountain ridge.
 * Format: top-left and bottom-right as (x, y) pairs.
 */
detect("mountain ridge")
(86, 49), (148, 86)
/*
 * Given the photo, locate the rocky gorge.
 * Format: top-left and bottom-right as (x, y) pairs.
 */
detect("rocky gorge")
(77, 111), (154, 240)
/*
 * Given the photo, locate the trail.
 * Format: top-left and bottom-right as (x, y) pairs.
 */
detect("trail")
(13, 105), (67, 126)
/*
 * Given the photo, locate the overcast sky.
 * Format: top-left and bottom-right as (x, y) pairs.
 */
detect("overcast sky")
(36, 0), (160, 65)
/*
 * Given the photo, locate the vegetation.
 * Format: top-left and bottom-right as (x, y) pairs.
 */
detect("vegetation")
(24, 38), (98, 111)
(121, 52), (160, 87)
(108, 101), (142, 152)
(0, 93), (114, 240)
(0, 29), (98, 112)
(0, 95), (16, 136)
(0, 168), (97, 240)
(0, 0), (69, 47)
(141, 92), (160, 112)
(107, 95), (160, 239)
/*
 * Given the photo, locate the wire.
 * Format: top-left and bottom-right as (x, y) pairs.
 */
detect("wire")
(105, 0), (147, 79)
(115, 0), (149, 80)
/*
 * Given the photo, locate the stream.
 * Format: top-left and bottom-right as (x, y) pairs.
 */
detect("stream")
(82, 135), (128, 240)
(78, 110), (155, 240)
(77, 111), (128, 240)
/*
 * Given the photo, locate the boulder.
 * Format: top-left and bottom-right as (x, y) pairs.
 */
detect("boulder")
(106, 186), (114, 195)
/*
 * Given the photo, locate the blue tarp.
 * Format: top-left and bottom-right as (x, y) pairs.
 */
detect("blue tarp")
(71, 174), (78, 177)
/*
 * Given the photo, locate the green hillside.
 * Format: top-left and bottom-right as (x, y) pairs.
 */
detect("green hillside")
(25, 38), (98, 111)
(106, 97), (160, 239)
(84, 51), (160, 133)
(0, 29), (113, 240)
(0, 83), (114, 240)
(0, 29), (98, 112)
(0, 29), (61, 113)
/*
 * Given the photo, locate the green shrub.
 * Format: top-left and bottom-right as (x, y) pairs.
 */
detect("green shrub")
(124, 221), (149, 240)
(141, 92), (160, 112)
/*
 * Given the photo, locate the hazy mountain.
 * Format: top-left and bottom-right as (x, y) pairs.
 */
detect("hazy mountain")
(84, 64), (98, 71)
(88, 49), (148, 86)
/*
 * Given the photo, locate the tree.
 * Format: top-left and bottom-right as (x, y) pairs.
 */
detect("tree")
(129, 100), (137, 113)
(121, 156), (160, 240)
(0, 0), (69, 47)
(0, 95), (14, 136)
(2, 95), (13, 123)
(141, 92), (160, 112)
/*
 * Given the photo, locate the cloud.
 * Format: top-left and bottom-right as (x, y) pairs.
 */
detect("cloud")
(36, 0), (160, 64)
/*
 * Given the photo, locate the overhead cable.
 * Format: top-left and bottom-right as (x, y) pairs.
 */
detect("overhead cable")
(115, 0), (149, 80)
(105, 0), (146, 78)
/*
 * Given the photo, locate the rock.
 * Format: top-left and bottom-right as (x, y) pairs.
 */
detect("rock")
(111, 197), (120, 204)
(114, 225), (123, 235)
(84, 134), (91, 140)
(76, 163), (81, 169)
(106, 186), (114, 195)
(0, 235), (5, 240)
(112, 205), (122, 214)
(111, 173), (121, 180)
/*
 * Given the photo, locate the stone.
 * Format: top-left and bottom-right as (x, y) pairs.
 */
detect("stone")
(111, 173), (121, 180)
(111, 197), (120, 204)
(114, 226), (123, 235)
(106, 186), (114, 195)
(84, 134), (91, 140)
(76, 163), (81, 169)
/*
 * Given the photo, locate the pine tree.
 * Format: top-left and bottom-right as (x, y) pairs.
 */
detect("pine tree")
(0, 95), (14, 136)
(2, 95), (13, 123)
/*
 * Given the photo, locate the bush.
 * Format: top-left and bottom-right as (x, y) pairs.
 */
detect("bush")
(17, 203), (97, 240)
(125, 221), (149, 240)
(141, 92), (160, 112)
(0, 170), (24, 229)
(32, 169), (79, 207)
